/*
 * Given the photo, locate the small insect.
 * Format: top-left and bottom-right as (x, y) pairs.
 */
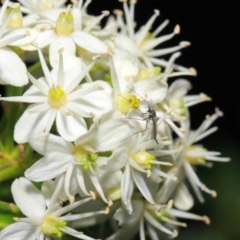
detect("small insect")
(121, 87), (159, 144)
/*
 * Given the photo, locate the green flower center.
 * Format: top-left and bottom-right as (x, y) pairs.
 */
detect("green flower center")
(48, 85), (66, 108)
(41, 215), (66, 238)
(169, 97), (187, 115)
(74, 146), (98, 172)
(116, 93), (140, 114)
(131, 151), (155, 169)
(55, 5), (74, 35)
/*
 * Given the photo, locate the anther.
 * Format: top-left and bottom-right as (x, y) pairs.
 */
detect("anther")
(90, 191), (97, 200)
(69, 195), (75, 204)
(174, 25), (180, 34)
(200, 93), (212, 101)
(173, 230), (178, 238)
(167, 199), (173, 209)
(104, 207), (110, 214)
(211, 190), (217, 198)
(173, 177), (179, 183)
(108, 200), (113, 207)
(113, 9), (123, 16)
(215, 107), (223, 117)
(154, 9), (160, 16)
(102, 10), (110, 16)
(203, 215), (211, 225)
(189, 67), (197, 76)
(130, 0), (137, 4)
(180, 41), (191, 47)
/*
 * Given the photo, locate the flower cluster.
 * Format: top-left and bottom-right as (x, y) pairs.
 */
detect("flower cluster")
(0, 0), (230, 239)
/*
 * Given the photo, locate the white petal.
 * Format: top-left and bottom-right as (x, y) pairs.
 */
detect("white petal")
(77, 90), (112, 117)
(34, 29), (55, 48)
(131, 168), (155, 204)
(98, 170), (122, 190)
(7, 28), (38, 46)
(51, 56), (83, 88)
(56, 108), (87, 141)
(174, 183), (194, 211)
(92, 119), (135, 151)
(49, 36), (76, 68)
(114, 200), (143, 225)
(14, 106), (51, 144)
(29, 133), (74, 155)
(112, 48), (139, 92)
(25, 153), (72, 181)
(114, 35), (141, 57)
(101, 147), (128, 172)
(11, 178), (46, 218)
(72, 31), (108, 54)
(0, 222), (37, 240)
(41, 180), (55, 207)
(121, 164), (134, 213)
(168, 79), (191, 98)
(0, 47), (28, 86)
(134, 77), (168, 104)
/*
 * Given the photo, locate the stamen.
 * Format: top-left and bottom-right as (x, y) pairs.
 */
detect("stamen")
(83, 11), (110, 32)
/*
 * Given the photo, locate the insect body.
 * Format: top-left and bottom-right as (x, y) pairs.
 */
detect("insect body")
(119, 86), (159, 144)
(142, 105), (159, 144)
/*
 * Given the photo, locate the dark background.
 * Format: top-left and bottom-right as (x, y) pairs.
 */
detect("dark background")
(2, 0), (239, 239)
(85, 0), (239, 239)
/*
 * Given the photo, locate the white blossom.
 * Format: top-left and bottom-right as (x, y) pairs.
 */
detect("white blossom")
(1, 49), (112, 143)
(0, 177), (105, 240)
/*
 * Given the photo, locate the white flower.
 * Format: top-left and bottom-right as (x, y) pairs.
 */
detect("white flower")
(1, 49), (113, 143)
(0, 177), (105, 240)
(172, 108), (230, 204)
(112, 124), (175, 214)
(113, 0), (191, 72)
(107, 199), (210, 240)
(25, 119), (135, 205)
(0, 1), (36, 86)
(160, 79), (211, 121)
(33, 5), (109, 68)
(15, 0), (67, 26)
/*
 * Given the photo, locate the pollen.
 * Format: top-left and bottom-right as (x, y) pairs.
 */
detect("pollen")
(55, 5), (74, 35)
(116, 93), (140, 114)
(131, 151), (155, 169)
(74, 146), (98, 172)
(41, 215), (66, 238)
(48, 85), (66, 108)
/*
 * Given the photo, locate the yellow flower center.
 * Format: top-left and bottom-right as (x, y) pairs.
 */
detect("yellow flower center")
(185, 146), (207, 165)
(116, 93), (140, 114)
(131, 151), (155, 169)
(74, 146), (98, 172)
(169, 97), (187, 115)
(48, 85), (66, 108)
(138, 67), (161, 79)
(55, 5), (74, 35)
(4, 6), (23, 28)
(41, 215), (66, 238)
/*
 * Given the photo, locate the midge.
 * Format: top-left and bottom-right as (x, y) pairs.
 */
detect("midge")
(119, 87), (161, 144)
